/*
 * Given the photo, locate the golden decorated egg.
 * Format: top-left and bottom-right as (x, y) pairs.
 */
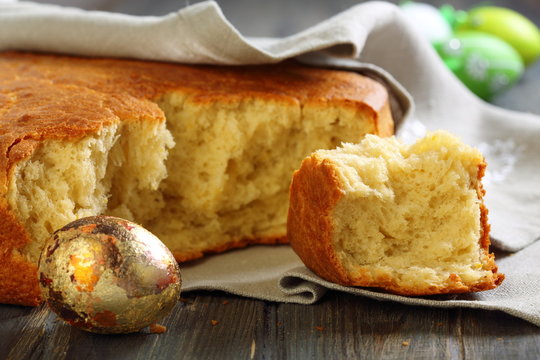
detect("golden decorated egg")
(38, 216), (181, 334)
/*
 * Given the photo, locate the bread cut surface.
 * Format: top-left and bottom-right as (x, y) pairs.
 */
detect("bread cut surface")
(0, 52), (393, 305)
(288, 131), (504, 295)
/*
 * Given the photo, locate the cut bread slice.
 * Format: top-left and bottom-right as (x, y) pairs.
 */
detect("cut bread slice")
(288, 131), (504, 295)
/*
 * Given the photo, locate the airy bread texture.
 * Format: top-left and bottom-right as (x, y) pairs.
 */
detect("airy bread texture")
(0, 52), (393, 305)
(288, 131), (504, 295)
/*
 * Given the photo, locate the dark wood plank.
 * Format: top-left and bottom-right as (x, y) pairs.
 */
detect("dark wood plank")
(0, 306), (31, 354)
(141, 293), (265, 360)
(460, 309), (540, 359)
(2, 293), (268, 360)
(275, 291), (463, 359)
(44, 293), (267, 360)
(2, 293), (540, 359)
(4, 305), (59, 360)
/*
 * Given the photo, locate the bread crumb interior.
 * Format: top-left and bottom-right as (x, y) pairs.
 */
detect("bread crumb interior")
(8, 92), (375, 263)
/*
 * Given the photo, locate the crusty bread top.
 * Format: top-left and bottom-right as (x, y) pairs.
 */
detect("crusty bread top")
(0, 51), (392, 192)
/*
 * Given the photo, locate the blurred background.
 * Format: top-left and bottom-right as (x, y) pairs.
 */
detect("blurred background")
(31, 0), (540, 113)
(30, 0), (539, 37)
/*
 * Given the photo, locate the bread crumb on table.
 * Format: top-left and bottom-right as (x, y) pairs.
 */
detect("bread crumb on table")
(149, 323), (167, 334)
(402, 341), (410, 347)
(211, 320), (219, 326)
(250, 339), (256, 359)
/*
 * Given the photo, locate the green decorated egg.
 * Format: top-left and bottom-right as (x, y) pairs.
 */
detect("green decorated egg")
(457, 6), (540, 65)
(436, 31), (524, 100)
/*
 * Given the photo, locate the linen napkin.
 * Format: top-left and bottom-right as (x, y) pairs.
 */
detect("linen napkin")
(2, 1), (540, 326)
(181, 243), (540, 327)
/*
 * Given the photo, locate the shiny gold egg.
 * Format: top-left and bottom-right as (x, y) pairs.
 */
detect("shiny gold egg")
(38, 216), (181, 334)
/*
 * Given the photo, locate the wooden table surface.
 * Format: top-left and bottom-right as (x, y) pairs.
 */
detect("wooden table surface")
(3, 0), (540, 359)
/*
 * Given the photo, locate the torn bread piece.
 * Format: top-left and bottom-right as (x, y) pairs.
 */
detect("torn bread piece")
(288, 131), (504, 295)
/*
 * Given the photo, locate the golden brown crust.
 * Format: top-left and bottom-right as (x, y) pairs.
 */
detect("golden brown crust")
(173, 234), (288, 263)
(476, 161), (505, 288)
(0, 211), (42, 306)
(287, 155), (350, 284)
(288, 152), (504, 296)
(0, 51), (393, 306)
(374, 99), (394, 137)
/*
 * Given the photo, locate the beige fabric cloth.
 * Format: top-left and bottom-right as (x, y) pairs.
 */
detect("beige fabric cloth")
(2, 1), (539, 326)
(182, 243), (540, 327)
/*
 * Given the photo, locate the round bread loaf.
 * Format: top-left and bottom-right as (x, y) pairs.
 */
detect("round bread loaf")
(0, 52), (393, 305)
